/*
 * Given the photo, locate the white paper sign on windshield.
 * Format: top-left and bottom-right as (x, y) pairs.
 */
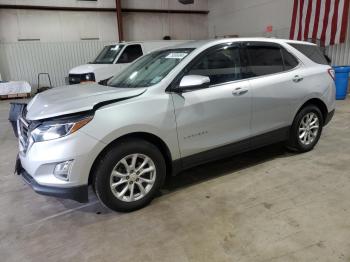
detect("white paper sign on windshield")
(165, 53), (188, 59)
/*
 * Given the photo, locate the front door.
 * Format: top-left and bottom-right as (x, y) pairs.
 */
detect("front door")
(171, 43), (252, 167)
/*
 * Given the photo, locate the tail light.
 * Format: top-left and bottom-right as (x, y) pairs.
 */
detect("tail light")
(328, 68), (335, 81)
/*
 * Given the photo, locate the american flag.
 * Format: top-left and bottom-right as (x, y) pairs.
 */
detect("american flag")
(289, 0), (350, 46)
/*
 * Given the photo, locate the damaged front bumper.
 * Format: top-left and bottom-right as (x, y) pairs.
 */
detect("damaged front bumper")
(15, 155), (89, 203)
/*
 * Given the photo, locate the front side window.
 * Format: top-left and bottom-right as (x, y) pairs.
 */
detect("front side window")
(187, 45), (242, 85)
(92, 44), (124, 64)
(117, 44), (143, 64)
(245, 44), (284, 77)
(108, 48), (193, 88)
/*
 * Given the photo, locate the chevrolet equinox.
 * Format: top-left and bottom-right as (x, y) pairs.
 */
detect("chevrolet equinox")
(15, 38), (336, 212)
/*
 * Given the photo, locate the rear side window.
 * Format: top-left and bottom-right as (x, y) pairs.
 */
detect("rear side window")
(117, 44), (143, 63)
(245, 44), (284, 76)
(289, 43), (328, 65)
(187, 45), (242, 85)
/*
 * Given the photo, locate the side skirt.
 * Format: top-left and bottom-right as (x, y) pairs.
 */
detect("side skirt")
(172, 126), (290, 173)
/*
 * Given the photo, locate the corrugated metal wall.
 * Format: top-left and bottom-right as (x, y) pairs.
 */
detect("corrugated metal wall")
(0, 41), (114, 92)
(327, 15), (350, 66)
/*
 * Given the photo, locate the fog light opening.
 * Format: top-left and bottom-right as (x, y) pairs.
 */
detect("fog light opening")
(54, 160), (73, 181)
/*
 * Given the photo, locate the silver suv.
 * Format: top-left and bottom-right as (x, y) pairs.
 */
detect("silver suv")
(15, 38), (336, 212)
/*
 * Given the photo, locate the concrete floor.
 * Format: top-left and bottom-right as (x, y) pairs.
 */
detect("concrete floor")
(0, 99), (349, 262)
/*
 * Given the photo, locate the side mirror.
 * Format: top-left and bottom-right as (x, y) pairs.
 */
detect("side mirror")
(178, 75), (210, 92)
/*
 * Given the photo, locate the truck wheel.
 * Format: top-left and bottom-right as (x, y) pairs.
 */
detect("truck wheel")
(94, 138), (166, 212)
(286, 105), (323, 153)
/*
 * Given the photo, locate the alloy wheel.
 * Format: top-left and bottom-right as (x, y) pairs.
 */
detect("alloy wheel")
(109, 154), (156, 202)
(298, 112), (319, 145)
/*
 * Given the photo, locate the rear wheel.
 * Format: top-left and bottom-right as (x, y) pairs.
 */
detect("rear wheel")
(94, 139), (166, 212)
(286, 105), (323, 152)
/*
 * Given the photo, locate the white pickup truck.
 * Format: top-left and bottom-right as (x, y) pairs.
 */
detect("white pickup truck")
(68, 40), (188, 85)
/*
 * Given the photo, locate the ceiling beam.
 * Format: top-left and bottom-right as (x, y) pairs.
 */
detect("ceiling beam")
(0, 4), (209, 14)
(115, 0), (124, 41)
(122, 8), (209, 14)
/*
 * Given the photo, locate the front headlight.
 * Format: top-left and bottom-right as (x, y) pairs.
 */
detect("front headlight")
(31, 115), (93, 142)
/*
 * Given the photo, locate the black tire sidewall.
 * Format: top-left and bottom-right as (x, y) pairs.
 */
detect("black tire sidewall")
(289, 105), (324, 152)
(94, 139), (166, 212)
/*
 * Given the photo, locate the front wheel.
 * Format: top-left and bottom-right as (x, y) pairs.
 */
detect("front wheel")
(286, 105), (323, 153)
(94, 139), (166, 212)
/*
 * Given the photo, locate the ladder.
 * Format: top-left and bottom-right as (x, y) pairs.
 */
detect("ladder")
(37, 73), (53, 93)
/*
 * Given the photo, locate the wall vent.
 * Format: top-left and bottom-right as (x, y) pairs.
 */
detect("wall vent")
(178, 0), (194, 4)
(18, 38), (40, 42)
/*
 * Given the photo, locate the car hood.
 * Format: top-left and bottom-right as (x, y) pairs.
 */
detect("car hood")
(26, 83), (146, 120)
(69, 64), (111, 74)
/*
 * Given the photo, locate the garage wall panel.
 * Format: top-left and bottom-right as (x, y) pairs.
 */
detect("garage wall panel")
(0, 41), (114, 90)
(123, 12), (208, 41)
(122, 13), (168, 41)
(326, 15), (350, 66)
(208, 0), (350, 66)
(208, 0), (292, 38)
(121, 0), (208, 41)
(0, 1), (208, 43)
(0, 9), (118, 42)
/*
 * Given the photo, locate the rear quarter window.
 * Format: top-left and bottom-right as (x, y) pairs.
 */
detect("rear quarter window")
(289, 43), (328, 65)
(281, 48), (299, 70)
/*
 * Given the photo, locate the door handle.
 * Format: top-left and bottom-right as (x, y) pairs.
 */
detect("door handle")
(232, 87), (248, 96)
(292, 75), (303, 83)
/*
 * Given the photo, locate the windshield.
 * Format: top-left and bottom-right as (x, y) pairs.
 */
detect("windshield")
(107, 48), (194, 88)
(92, 44), (124, 64)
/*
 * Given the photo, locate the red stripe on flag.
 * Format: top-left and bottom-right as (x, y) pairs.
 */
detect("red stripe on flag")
(303, 0), (313, 40)
(290, 0), (299, 39)
(297, 0), (304, 40)
(311, 0), (322, 43)
(320, 0), (331, 45)
(340, 0), (350, 43)
(330, 0), (340, 45)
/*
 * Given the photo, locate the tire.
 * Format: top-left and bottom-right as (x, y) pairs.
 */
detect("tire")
(94, 138), (166, 212)
(286, 105), (324, 153)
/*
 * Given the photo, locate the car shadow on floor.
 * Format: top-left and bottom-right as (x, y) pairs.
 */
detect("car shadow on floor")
(58, 142), (294, 215)
(161, 142), (294, 194)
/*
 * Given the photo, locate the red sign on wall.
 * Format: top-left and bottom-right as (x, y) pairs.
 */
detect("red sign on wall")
(266, 25), (273, 32)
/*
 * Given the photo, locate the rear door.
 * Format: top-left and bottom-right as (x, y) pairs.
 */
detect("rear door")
(243, 42), (305, 139)
(288, 43), (335, 111)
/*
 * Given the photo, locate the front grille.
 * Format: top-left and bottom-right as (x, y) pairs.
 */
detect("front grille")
(18, 116), (31, 153)
(69, 74), (82, 85)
